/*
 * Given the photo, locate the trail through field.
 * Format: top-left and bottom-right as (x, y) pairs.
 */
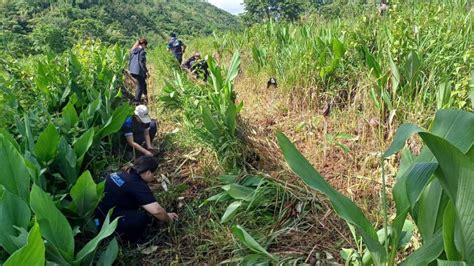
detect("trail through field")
(118, 59), (360, 264)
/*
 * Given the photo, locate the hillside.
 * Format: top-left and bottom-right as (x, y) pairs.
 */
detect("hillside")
(0, 0), (241, 56)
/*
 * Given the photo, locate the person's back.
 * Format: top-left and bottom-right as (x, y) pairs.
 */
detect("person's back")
(96, 170), (155, 218)
(128, 47), (147, 77)
(168, 37), (183, 54)
(95, 156), (178, 243)
(128, 37), (149, 104)
(182, 54), (199, 70)
(167, 32), (186, 64)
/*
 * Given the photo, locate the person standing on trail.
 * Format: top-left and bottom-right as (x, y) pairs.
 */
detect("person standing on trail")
(128, 37), (149, 104)
(95, 156), (178, 243)
(122, 105), (159, 158)
(167, 32), (186, 64)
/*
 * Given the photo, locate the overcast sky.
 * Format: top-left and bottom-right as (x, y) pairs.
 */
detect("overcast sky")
(207, 0), (245, 15)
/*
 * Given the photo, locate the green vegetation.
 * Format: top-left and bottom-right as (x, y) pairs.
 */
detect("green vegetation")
(0, 41), (128, 264)
(278, 109), (474, 265)
(1, 0), (473, 264)
(0, 0), (241, 56)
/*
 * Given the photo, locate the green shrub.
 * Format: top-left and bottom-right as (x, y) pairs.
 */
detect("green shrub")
(277, 109), (474, 265)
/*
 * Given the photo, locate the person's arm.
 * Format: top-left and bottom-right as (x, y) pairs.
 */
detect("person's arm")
(181, 42), (186, 54)
(142, 202), (178, 222)
(143, 128), (154, 150)
(126, 135), (153, 156)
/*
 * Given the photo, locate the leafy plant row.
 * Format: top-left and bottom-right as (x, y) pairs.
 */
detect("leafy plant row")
(161, 52), (243, 171)
(0, 41), (131, 264)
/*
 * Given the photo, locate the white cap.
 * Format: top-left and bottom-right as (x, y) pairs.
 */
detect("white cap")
(134, 105), (151, 124)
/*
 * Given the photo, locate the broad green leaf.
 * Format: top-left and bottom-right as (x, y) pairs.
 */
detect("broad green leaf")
(201, 105), (221, 140)
(231, 225), (276, 261)
(405, 163), (438, 208)
(401, 230), (443, 265)
(277, 132), (385, 264)
(221, 201), (242, 223)
(73, 128), (94, 166)
(97, 238), (119, 266)
(69, 171), (103, 218)
(443, 200), (461, 261)
(0, 134), (30, 200)
(222, 184), (255, 201)
(62, 101), (79, 129)
(0, 186), (31, 254)
(384, 124), (424, 158)
(33, 123), (60, 165)
(437, 82), (452, 110)
(385, 109), (474, 158)
(387, 209), (412, 263)
(404, 51), (421, 84)
(225, 102), (238, 136)
(95, 104), (131, 140)
(365, 48), (381, 78)
(4, 221), (45, 266)
(226, 51), (241, 83)
(80, 96), (101, 127)
(429, 109), (474, 153)
(332, 38), (345, 59)
(437, 260), (467, 266)
(220, 175), (237, 184)
(420, 133), (474, 262)
(208, 57), (223, 93)
(399, 219), (414, 248)
(410, 110), (472, 241)
(240, 176), (264, 187)
(30, 184), (74, 262)
(417, 181), (447, 241)
(53, 137), (77, 184)
(74, 212), (119, 262)
(0, 128), (20, 151)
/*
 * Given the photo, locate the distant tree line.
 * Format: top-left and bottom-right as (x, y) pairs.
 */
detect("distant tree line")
(241, 0), (386, 24)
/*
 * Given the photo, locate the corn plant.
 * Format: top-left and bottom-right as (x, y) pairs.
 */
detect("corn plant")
(277, 109), (474, 265)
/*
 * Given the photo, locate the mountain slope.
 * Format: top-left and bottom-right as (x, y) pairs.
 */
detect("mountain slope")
(0, 0), (241, 56)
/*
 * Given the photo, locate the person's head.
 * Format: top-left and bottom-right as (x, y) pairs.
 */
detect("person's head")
(138, 37), (148, 47)
(131, 37), (148, 51)
(170, 32), (176, 38)
(193, 52), (201, 59)
(133, 156), (158, 182)
(134, 105), (151, 124)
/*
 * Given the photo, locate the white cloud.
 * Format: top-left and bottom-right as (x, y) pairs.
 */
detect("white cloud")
(207, 0), (245, 15)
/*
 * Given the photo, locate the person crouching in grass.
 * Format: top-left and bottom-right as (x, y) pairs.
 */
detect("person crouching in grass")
(95, 156), (178, 243)
(122, 105), (159, 158)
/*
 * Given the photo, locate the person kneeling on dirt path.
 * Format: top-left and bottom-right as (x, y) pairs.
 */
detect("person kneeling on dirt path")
(181, 52), (209, 82)
(128, 37), (149, 104)
(95, 156), (178, 243)
(122, 105), (158, 157)
(167, 32), (186, 64)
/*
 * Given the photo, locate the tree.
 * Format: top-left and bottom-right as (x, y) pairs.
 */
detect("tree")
(242, 0), (306, 24)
